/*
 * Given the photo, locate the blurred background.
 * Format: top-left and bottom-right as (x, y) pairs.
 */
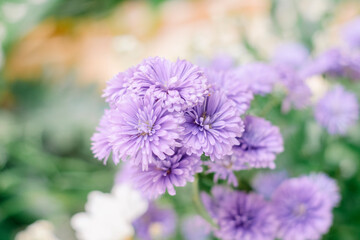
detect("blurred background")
(0, 0), (360, 239)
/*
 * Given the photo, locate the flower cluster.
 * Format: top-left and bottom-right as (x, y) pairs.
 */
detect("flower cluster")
(202, 173), (340, 240)
(92, 52), (291, 198)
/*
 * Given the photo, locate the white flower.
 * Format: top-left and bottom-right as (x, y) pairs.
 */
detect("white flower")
(15, 220), (59, 240)
(71, 184), (148, 240)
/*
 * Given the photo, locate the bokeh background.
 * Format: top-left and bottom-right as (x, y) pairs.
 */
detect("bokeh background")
(0, 0), (360, 239)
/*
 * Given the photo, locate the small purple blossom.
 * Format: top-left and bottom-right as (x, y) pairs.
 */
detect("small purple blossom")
(91, 110), (113, 164)
(275, 66), (312, 112)
(272, 43), (309, 70)
(272, 177), (333, 240)
(91, 95), (184, 170)
(299, 49), (344, 79)
(129, 148), (202, 198)
(215, 191), (278, 240)
(205, 155), (248, 187)
(342, 17), (360, 48)
(201, 185), (233, 221)
(251, 171), (287, 199)
(129, 57), (208, 112)
(304, 173), (341, 208)
(208, 54), (236, 72)
(315, 85), (359, 135)
(102, 67), (136, 107)
(205, 69), (253, 114)
(233, 116), (284, 169)
(182, 91), (244, 160)
(237, 63), (280, 95)
(133, 203), (176, 240)
(181, 215), (211, 240)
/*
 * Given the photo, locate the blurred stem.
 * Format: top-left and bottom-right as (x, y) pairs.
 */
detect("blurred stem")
(192, 175), (217, 228)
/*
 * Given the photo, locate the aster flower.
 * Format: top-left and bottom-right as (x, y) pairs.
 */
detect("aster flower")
(315, 85), (359, 135)
(133, 203), (176, 240)
(71, 184), (148, 240)
(215, 191), (278, 240)
(201, 185), (233, 221)
(299, 49), (344, 79)
(272, 177), (333, 240)
(208, 54), (236, 72)
(181, 215), (211, 240)
(251, 171), (287, 199)
(182, 90), (244, 160)
(237, 63), (280, 95)
(129, 148), (202, 198)
(272, 42), (309, 70)
(232, 116), (283, 169)
(102, 66), (136, 107)
(205, 69), (253, 114)
(91, 110), (113, 164)
(304, 173), (341, 208)
(92, 95), (184, 170)
(342, 17), (360, 49)
(275, 66), (312, 112)
(204, 155), (248, 187)
(129, 57), (208, 112)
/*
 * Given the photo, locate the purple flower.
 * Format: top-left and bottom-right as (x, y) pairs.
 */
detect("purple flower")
(181, 215), (211, 240)
(275, 66), (312, 112)
(208, 54), (236, 72)
(237, 63), (280, 95)
(233, 116), (284, 169)
(299, 49), (344, 79)
(129, 57), (208, 112)
(215, 191), (278, 240)
(272, 43), (309, 70)
(251, 171), (287, 199)
(182, 91), (244, 160)
(201, 185), (233, 221)
(304, 173), (341, 208)
(272, 177), (333, 240)
(129, 148), (202, 198)
(315, 85), (359, 135)
(133, 203), (176, 240)
(102, 66), (136, 107)
(91, 95), (184, 170)
(342, 17), (360, 48)
(204, 155), (248, 187)
(91, 110), (113, 164)
(205, 69), (253, 114)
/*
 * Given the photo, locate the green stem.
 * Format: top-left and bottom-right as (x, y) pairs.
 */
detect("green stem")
(192, 175), (217, 228)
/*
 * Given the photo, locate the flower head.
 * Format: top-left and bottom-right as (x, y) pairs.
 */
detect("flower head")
(102, 66), (137, 107)
(233, 116), (283, 169)
(251, 171), (287, 199)
(342, 17), (360, 49)
(315, 85), (359, 135)
(205, 69), (253, 114)
(237, 63), (280, 95)
(181, 215), (211, 240)
(205, 155), (248, 187)
(272, 177), (333, 240)
(129, 148), (202, 198)
(92, 95), (184, 170)
(215, 191), (278, 240)
(272, 42), (309, 70)
(303, 173), (340, 208)
(133, 203), (176, 240)
(130, 57), (208, 112)
(201, 185), (233, 221)
(182, 91), (244, 160)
